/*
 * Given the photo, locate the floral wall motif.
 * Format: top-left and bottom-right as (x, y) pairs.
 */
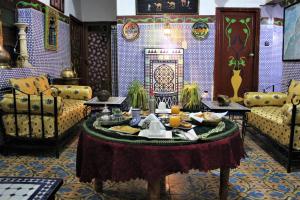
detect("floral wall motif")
(0, 8), (70, 92)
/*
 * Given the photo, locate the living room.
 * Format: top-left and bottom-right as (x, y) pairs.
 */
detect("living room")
(0, 0), (300, 199)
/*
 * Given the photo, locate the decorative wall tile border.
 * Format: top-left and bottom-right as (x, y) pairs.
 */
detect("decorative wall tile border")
(117, 15), (216, 24)
(261, 17), (283, 26)
(16, 0), (69, 23)
(118, 16), (283, 26)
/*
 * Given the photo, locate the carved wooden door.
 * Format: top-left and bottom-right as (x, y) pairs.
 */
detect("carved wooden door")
(84, 22), (113, 94)
(214, 8), (260, 102)
(70, 15), (83, 83)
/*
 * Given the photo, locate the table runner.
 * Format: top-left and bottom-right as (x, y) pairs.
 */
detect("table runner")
(76, 124), (245, 183)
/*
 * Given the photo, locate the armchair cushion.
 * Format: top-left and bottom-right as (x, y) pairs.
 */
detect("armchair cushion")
(9, 77), (38, 95)
(33, 75), (52, 96)
(282, 103), (300, 125)
(52, 85), (92, 100)
(0, 94), (63, 115)
(244, 92), (287, 107)
(287, 80), (300, 104)
(2, 99), (86, 138)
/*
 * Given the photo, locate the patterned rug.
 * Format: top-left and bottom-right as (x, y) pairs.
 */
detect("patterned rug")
(0, 132), (300, 200)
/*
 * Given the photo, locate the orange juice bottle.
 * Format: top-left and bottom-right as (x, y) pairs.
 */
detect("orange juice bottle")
(171, 105), (180, 114)
(169, 115), (181, 128)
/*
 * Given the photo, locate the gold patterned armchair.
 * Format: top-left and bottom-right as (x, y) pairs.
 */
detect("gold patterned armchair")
(244, 80), (300, 172)
(0, 75), (92, 157)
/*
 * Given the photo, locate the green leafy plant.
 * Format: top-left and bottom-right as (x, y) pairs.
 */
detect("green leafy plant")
(127, 80), (148, 110)
(228, 56), (246, 70)
(180, 83), (201, 110)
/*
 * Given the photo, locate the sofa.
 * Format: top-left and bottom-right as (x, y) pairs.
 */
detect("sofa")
(244, 80), (300, 172)
(0, 75), (92, 157)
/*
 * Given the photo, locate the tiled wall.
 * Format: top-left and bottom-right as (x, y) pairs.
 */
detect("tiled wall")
(0, 8), (70, 90)
(117, 22), (284, 96)
(259, 24), (283, 92)
(117, 23), (215, 97)
(282, 62), (300, 91)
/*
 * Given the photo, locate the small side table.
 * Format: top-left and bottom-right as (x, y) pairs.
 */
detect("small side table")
(52, 78), (80, 85)
(84, 97), (128, 114)
(201, 100), (250, 139)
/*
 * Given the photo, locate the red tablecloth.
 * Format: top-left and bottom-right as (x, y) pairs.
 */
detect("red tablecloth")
(76, 128), (245, 183)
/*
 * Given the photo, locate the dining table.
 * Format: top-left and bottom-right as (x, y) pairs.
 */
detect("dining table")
(76, 116), (245, 200)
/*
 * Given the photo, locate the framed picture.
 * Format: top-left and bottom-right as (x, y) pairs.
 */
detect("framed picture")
(50, 0), (64, 13)
(283, 1), (300, 61)
(122, 22), (140, 41)
(45, 7), (59, 51)
(136, 0), (198, 15)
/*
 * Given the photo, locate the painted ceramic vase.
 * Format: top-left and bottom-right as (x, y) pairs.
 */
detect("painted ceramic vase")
(230, 70), (243, 102)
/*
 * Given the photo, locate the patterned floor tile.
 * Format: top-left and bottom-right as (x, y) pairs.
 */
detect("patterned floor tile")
(0, 131), (300, 199)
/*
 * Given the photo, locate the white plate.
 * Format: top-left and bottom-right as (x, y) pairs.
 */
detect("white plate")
(155, 109), (171, 114)
(138, 130), (172, 139)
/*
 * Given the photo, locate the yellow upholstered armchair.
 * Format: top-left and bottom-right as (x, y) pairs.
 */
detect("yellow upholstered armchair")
(244, 80), (300, 172)
(0, 75), (92, 157)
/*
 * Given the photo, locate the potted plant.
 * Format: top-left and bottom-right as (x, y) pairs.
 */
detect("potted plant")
(127, 80), (148, 110)
(180, 83), (201, 111)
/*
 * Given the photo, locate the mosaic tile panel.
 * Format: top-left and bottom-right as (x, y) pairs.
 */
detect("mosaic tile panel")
(117, 23), (215, 98)
(0, 8), (70, 91)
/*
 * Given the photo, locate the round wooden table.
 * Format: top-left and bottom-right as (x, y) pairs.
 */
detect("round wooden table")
(76, 117), (245, 200)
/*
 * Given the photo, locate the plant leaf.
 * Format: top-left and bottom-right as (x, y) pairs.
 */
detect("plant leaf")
(225, 17), (230, 23)
(231, 18), (236, 23)
(240, 19), (245, 24)
(246, 17), (251, 23)
(243, 28), (248, 34)
(228, 28), (232, 34)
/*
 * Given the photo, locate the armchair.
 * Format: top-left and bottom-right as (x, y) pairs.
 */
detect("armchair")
(244, 80), (300, 172)
(0, 75), (92, 157)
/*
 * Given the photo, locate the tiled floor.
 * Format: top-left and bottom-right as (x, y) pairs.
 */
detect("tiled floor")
(0, 132), (300, 199)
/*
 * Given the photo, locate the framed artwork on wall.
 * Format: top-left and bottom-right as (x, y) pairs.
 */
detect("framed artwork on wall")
(122, 22), (140, 41)
(283, 1), (300, 61)
(136, 0), (198, 15)
(50, 0), (64, 13)
(45, 7), (59, 51)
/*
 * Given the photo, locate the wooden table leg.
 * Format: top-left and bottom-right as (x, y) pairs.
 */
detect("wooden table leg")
(219, 168), (230, 200)
(148, 178), (162, 200)
(94, 178), (103, 193)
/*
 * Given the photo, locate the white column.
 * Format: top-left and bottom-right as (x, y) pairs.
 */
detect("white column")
(15, 23), (32, 67)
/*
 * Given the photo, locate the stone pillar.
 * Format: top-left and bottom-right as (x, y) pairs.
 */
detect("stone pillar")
(15, 22), (32, 68)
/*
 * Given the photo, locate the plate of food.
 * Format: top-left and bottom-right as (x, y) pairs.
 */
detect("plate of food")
(109, 125), (140, 135)
(165, 121), (195, 130)
(190, 112), (227, 126)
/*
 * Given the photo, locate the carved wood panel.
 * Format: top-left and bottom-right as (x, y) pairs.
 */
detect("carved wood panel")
(85, 23), (113, 94)
(0, 0), (18, 67)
